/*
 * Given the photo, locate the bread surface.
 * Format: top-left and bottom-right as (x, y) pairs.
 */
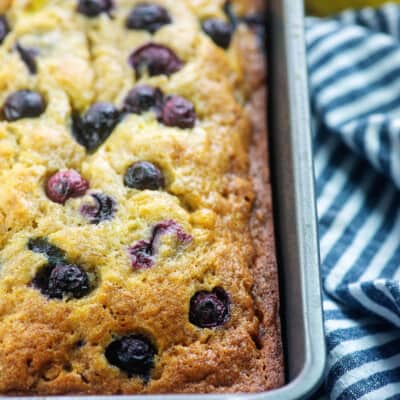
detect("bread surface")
(0, 0), (283, 394)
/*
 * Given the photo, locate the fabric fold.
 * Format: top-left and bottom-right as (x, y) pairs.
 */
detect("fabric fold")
(307, 3), (400, 398)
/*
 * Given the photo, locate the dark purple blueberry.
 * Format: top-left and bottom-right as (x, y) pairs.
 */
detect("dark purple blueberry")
(189, 287), (230, 328)
(2, 90), (45, 121)
(126, 4), (171, 34)
(28, 238), (66, 265)
(202, 19), (232, 49)
(48, 264), (91, 299)
(80, 193), (116, 224)
(128, 43), (182, 78)
(46, 170), (89, 204)
(77, 0), (113, 17)
(16, 43), (38, 74)
(124, 161), (164, 191)
(0, 15), (9, 44)
(31, 264), (55, 296)
(32, 263), (91, 299)
(128, 239), (153, 269)
(128, 219), (192, 269)
(151, 219), (192, 248)
(160, 95), (196, 129)
(105, 335), (156, 379)
(72, 102), (120, 152)
(123, 85), (163, 115)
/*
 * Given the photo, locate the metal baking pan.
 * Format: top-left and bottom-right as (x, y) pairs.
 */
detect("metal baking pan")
(6, 0), (325, 399)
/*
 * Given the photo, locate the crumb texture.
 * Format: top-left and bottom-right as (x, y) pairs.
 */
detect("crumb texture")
(0, 0), (283, 394)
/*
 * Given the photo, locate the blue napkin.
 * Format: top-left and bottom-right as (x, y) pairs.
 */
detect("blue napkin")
(306, 3), (400, 399)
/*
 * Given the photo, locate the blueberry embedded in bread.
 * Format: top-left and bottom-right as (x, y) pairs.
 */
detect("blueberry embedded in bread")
(126, 4), (171, 34)
(77, 0), (113, 17)
(105, 335), (156, 380)
(28, 240), (94, 300)
(128, 43), (182, 78)
(72, 102), (121, 152)
(47, 263), (91, 299)
(2, 90), (45, 121)
(128, 220), (192, 269)
(202, 19), (233, 49)
(123, 87), (196, 127)
(160, 95), (196, 129)
(189, 287), (230, 328)
(31, 263), (92, 299)
(124, 161), (164, 191)
(151, 219), (192, 246)
(80, 193), (117, 224)
(46, 170), (89, 204)
(122, 85), (164, 116)
(128, 239), (153, 269)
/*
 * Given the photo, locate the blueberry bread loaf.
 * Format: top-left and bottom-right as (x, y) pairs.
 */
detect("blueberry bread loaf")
(0, 0), (283, 394)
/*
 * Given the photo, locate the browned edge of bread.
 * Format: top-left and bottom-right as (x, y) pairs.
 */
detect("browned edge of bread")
(238, 10), (285, 391)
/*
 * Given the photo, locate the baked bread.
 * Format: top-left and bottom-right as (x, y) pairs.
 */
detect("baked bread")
(0, 0), (283, 394)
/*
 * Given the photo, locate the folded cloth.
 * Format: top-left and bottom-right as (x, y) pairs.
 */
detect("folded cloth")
(306, 3), (400, 399)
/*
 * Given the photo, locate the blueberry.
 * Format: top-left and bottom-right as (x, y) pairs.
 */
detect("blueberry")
(77, 0), (113, 17)
(202, 19), (232, 49)
(0, 15), (9, 44)
(28, 238), (66, 265)
(189, 287), (230, 328)
(46, 170), (89, 204)
(128, 239), (153, 269)
(123, 85), (163, 115)
(160, 95), (196, 129)
(72, 102), (120, 152)
(49, 264), (91, 299)
(128, 43), (182, 78)
(80, 193), (116, 224)
(128, 220), (192, 269)
(126, 4), (171, 34)
(31, 264), (55, 297)
(124, 161), (164, 191)
(15, 43), (38, 74)
(2, 90), (45, 121)
(151, 219), (192, 248)
(32, 263), (91, 299)
(105, 335), (156, 379)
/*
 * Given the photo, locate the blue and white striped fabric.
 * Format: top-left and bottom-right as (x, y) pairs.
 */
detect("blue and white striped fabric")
(306, 3), (400, 399)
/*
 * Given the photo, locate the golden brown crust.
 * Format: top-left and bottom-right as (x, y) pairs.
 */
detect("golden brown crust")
(247, 87), (285, 392)
(0, 0), (283, 394)
(237, 12), (284, 391)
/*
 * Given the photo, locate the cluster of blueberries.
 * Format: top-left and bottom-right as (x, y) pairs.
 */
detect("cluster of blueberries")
(27, 236), (230, 379)
(0, 0), (260, 382)
(43, 160), (164, 227)
(0, 85), (197, 151)
(0, 0), (265, 152)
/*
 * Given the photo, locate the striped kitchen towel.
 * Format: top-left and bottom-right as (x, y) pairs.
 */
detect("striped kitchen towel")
(306, 3), (400, 399)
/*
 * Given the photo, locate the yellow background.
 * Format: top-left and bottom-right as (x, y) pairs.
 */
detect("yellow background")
(307, 0), (400, 16)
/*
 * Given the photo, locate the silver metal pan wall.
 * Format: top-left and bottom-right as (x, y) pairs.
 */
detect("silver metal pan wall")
(266, 0), (326, 398)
